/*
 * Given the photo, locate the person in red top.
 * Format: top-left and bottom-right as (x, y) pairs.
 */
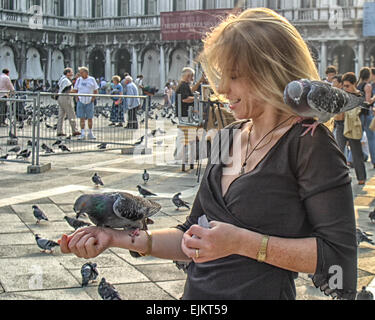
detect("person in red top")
(0, 69), (15, 127)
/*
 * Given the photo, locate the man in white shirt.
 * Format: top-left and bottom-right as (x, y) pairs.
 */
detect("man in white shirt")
(0, 69), (15, 127)
(71, 67), (99, 140)
(56, 68), (80, 137)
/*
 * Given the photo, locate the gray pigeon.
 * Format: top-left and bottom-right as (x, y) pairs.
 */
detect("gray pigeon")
(92, 173), (104, 187)
(357, 286), (374, 300)
(74, 192), (160, 243)
(142, 170), (150, 184)
(369, 209), (375, 223)
(172, 193), (190, 210)
(284, 79), (367, 136)
(98, 278), (122, 300)
(35, 234), (59, 253)
(8, 146), (21, 153)
(64, 216), (91, 230)
(356, 228), (374, 246)
(81, 262), (99, 287)
(0, 154), (9, 160)
(137, 185), (157, 198)
(32, 205), (48, 224)
(59, 144), (71, 152)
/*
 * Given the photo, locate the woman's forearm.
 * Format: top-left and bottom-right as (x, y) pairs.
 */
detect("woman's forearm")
(111, 228), (191, 262)
(236, 229), (318, 274)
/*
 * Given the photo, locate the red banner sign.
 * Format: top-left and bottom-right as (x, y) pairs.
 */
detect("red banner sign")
(161, 8), (240, 41)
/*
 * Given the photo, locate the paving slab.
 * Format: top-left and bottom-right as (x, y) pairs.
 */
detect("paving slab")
(156, 280), (186, 300)
(56, 251), (128, 269)
(69, 265), (149, 285)
(0, 257), (80, 292)
(135, 263), (187, 282)
(11, 203), (66, 224)
(0, 288), (93, 300)
(0, 232), (35, 246)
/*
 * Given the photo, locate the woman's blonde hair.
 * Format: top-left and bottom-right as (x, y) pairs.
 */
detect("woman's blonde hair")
(200, 8), (320, 115)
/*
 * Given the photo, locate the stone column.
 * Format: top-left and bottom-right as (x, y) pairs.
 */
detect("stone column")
(320, 41), (327, 79)
(357, 40), (365, 75)
(131, 46), (138, 78)
(47, 47), (52, 84)
(160, 44), (166, 91)
(105, 47), (112, 81)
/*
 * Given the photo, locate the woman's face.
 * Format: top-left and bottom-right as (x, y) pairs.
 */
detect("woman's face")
(218, 76), (264, 120)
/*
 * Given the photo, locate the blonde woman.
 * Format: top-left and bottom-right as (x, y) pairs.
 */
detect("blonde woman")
(59, 8), (357, 300)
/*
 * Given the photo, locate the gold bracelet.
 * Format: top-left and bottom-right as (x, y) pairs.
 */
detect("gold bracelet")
(139, 230), (153, 257)
(256, 235), (270, 263)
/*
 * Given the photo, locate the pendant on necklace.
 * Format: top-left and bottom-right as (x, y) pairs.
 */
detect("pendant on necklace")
(240, 165), (246, 176)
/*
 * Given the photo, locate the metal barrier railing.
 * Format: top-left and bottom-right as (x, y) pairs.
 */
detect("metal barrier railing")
(0, 90), (151, 172)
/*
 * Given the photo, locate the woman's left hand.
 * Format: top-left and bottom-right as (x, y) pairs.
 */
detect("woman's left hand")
(181, 221), (243, 264)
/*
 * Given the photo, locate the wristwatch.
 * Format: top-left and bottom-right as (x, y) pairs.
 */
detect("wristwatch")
(257, 235), (270, 263)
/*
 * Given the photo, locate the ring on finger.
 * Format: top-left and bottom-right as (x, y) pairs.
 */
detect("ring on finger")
(195, 249), (200, 259)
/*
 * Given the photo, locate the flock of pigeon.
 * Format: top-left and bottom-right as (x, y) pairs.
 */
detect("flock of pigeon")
(0, 99), (177, 161)
(30, 166), (191, 300)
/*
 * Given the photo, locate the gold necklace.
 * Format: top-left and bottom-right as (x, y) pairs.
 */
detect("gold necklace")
(239, 116), (294, 176)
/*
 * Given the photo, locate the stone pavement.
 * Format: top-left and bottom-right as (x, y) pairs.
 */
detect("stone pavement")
(0, 129), (374, 300)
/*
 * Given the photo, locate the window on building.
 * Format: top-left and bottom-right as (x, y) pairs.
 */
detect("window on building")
(145, 0), (157, 15)
(203, 0), (216, 9)
(173, 0), (186, 11)
(54, 0), (65, 16)
(337, 0), (354, 7)
(27, 0), (41, 9)
(267, 0), (281, 10)
(118, 0), (129, 16)
(92, 0), (103, 18)
(1, 0), (15, 10)
(300, 0), (317, 8)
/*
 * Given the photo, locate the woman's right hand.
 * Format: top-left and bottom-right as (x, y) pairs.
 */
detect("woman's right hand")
(58, 227), (117, 259)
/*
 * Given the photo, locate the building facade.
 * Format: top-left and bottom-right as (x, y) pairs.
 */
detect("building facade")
(0, 0), (372, 88)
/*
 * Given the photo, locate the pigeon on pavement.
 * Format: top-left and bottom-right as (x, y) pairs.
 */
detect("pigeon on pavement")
(92, 173), (104, 187)
(142, 170), (150, 184)
(172, 193), (190, 210)
(98, 278), (122, 300)
(32, 205), (49, 224)
(42, 144), (55, 154)
(52, 140), (62, 147)
(356, 228), (374, 246)
(81, 262), (99, 287)
(35, 234), (59, 253)
(137, 185), (157, 198)
(284, 79), (367, 136)
(357, 286), (374, 300)
(0, 154), (9, 160)
(8, 146), (21, 153)
(64, 216), (91, 230)
(59, 145), (71, 152)
(17, 150), (31, 159)
(369, 209), (375, 223)
(98, 143), (107, 150)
